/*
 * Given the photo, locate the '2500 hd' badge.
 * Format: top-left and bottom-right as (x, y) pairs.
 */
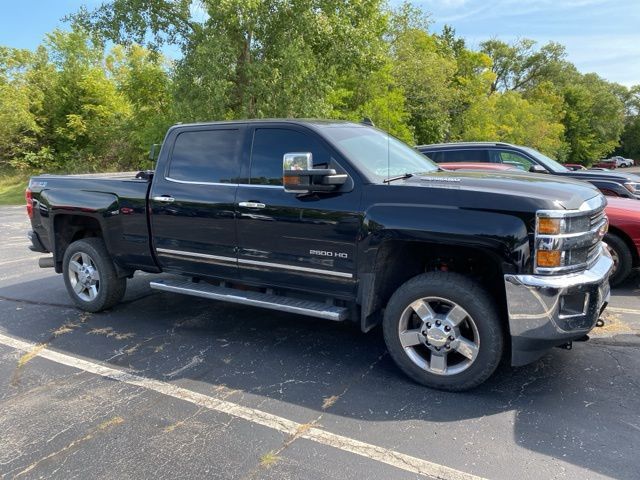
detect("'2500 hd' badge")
(310, 250), (348, 259)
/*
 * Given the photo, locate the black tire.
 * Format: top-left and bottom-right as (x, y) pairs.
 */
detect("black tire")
(62, 238), (126, 312)
(605, 233), (632, 287)
(383, 272), (504, 391)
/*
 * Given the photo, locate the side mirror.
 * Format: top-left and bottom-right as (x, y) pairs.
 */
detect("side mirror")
(529, 164), (548, 174)
(283, 152), (348, 193)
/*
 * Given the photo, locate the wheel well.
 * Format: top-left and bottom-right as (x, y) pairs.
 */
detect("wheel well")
(53, 215), (103, 273)
(361, 240), (508, 331)
(607, 226), (639, 267)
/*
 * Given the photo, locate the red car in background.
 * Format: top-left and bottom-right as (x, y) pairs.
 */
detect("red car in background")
(440, 162), (640, 285)
(592, 159), (617, 170)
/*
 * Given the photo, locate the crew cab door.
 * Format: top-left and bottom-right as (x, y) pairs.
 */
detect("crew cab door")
(235, 126), (361, 297)
(149, 125), (244, 279)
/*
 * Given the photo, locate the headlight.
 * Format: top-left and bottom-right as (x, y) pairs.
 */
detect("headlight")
(624, 182), (640, 194)
(534, 198), (607, 274)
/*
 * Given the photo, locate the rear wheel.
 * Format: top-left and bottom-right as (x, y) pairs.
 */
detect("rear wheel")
(63, 238), (126, 312)
(383, 272), (504, 391)
(605, 233), (632, 287)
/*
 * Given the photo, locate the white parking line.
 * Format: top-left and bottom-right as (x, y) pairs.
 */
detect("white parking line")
(607, 306), (640, 316)
(0, 332), (483, 480)
(0, 256), (40, 266)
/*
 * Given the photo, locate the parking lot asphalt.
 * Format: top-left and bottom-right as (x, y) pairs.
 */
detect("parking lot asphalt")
(1, 205), (639, 480)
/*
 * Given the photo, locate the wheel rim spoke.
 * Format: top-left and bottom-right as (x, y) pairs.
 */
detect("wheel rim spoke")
(73, 281), (85, 294)
(410, 300), (435, 323)
(400, 329), (423, 348)
(80, 253), (91, 265)
(445, 305), (467, 327)
(69, 261), (81, 273)
(88, 285), (98, 300)
(452, 337), (479, 361)
(429, 352), (447, 374)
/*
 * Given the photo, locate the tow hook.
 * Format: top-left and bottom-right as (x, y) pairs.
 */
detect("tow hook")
(558, 342), (573, 350)
(596, 318), (605, 327)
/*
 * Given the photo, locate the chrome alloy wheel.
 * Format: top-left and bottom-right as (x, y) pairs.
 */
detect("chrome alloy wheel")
(68, 252), (101, 301)
(398, 297), (480, 376)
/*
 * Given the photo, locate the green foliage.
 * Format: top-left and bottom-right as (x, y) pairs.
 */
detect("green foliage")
(460, 91), (566, 157)
(0, 170), (28, 205)
(0, 1), (635, 173)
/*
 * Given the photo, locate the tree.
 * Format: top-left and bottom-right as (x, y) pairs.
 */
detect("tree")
(76, 0), (389, 120)
(480, 38), (566, 93)
(459, 91), (565, 157)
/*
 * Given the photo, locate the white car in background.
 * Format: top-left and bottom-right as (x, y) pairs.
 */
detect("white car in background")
(611, 156), (634, 168)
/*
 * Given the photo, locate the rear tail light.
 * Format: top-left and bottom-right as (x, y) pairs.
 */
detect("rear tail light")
(25, 188), (33, 219)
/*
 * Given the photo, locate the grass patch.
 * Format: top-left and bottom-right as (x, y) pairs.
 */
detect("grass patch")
(0, 170), (29, 205)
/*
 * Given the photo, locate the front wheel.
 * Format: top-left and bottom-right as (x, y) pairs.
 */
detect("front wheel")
(383, 272), (504, 391)
(63, 238), (126, 312)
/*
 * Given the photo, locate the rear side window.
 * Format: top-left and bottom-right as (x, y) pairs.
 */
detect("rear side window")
(423, 151), (443, 163)
(441, 149), (489, 163)
(249, 128), (331, 185)
(168, 129), (240, 183)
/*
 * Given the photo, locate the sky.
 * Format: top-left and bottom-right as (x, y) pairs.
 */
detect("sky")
(0, 0), (638, 87)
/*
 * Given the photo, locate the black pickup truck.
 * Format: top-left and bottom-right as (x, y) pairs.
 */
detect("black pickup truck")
(26, 120), (613, 391)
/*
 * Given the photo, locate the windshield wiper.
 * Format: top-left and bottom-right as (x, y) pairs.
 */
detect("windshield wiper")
(383, 173), (414, 184)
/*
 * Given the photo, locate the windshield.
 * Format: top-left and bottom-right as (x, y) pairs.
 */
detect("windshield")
(521, 146), (569, 172)
(321, 126), (438, 182)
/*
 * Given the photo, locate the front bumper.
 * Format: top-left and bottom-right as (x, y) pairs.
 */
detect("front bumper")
(504, 246), (614, 366)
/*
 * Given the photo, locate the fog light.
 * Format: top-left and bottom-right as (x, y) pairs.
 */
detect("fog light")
(537, 250), (562, 268)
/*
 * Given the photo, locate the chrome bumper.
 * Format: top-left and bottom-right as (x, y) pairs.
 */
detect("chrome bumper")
(504, 246), (614, 366)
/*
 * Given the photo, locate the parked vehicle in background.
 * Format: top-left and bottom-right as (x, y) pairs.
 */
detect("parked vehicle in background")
(438, 161), (640, 286)
(438, 162), (516, 172)
(417, 142), (640, 200)
(593, 159), (617, 170)
(610, 156), (634, 168)
(564, 164), (587, 171)
(602, 197), (640, 286)
(26, 120), (613, 391)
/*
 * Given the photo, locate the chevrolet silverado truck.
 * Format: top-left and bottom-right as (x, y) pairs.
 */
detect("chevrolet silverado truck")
(26, 120), (613, 391)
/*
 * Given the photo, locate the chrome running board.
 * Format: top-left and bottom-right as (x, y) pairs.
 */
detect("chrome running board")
(150, 279), (348, 321)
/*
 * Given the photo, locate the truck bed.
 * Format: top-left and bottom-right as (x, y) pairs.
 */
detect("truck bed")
(27, 171), (157, 274)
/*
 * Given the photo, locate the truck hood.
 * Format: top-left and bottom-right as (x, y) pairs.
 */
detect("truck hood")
(399, 170), (601, 211)
(563, 170), (640, 182)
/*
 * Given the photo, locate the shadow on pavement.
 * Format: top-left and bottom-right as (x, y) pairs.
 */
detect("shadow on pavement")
(1, 273), (639, 480)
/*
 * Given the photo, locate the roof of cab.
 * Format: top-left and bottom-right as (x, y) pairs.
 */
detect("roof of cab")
(416, 141), (517, 150)
(168, 119), (366, 132)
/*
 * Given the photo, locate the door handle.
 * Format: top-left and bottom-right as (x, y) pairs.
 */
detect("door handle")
(239, 201), (266, 209)
(152, 195), (175, 203)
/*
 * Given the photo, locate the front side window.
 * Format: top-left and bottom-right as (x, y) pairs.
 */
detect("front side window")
(249, 128), (331, 185)
(168, 129), (240, 183)
(321, 126), (438, 181)
(491, 150), (534, 171)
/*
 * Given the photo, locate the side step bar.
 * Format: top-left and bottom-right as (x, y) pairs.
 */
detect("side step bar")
(149, 279), (349, 321)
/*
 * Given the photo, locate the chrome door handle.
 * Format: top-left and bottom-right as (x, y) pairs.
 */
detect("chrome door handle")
(152, 195), (175, 203)
(239, 201), (266, 209)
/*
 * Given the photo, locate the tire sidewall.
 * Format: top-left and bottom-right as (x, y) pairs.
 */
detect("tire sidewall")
(605, 233), (632, 287)
(383, 273), (504, 391)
